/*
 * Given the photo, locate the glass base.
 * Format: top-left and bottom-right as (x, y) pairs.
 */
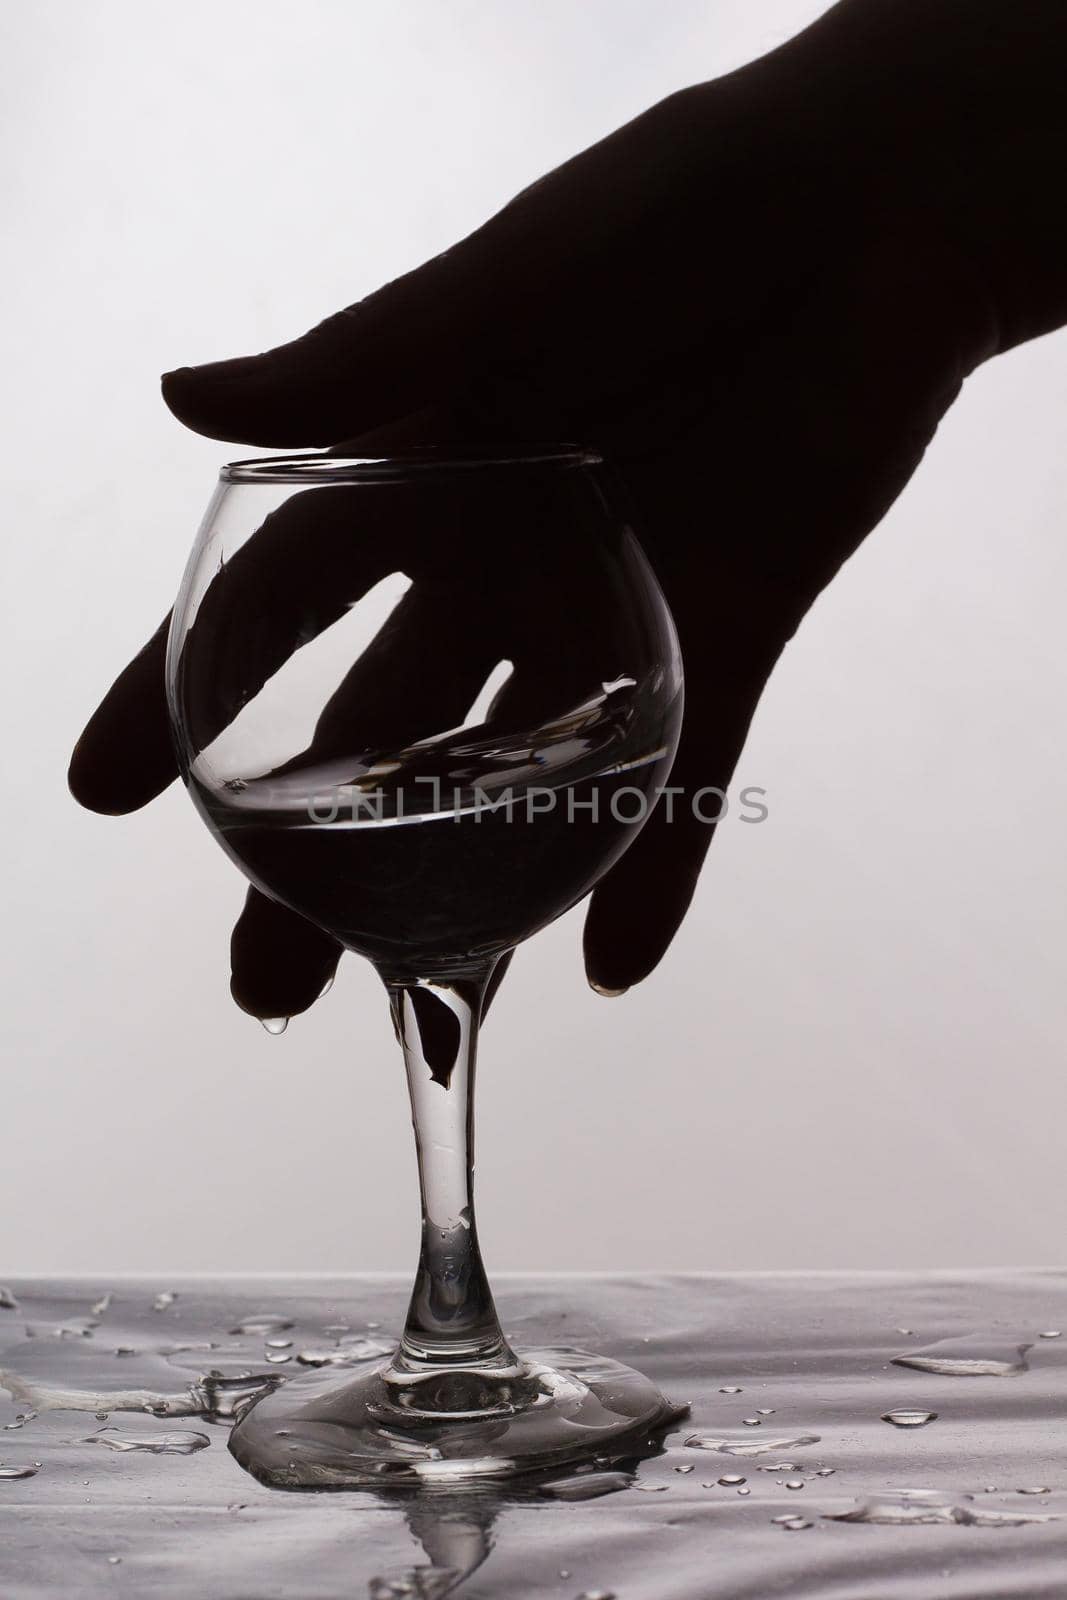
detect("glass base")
(228, 1346), (686, 1488)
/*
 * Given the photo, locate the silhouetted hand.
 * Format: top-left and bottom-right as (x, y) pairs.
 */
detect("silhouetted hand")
(69, 0), (1067, 1016)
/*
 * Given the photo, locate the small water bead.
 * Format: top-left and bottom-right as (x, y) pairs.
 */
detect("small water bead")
(265, 1352), (292, 1365)
(741, 1418), (761, 1426)
(2, 1411), (36, 1431)
(881, 1409), (937, 1428)
(786, 1479), (805, 1490)
(0, 1466), (38, 1479)
(736, 1486), (751, 1496)
(152, 1292), (178, 1312)
(230, 1317), (293, 1336)
(0, 1287), (18, 1310)
(815, 1468), (836, 1477)
(783, 1518), (813, 1530)
(1039, 1330), (1062, 1339)
(718, 1385), (742, 1394)
(718, 1475), (746, 1486)
(673, 1463), (694, 1474)
(896, 1327), (914, 1336)
(90, 1294), (112, 1317)
(107, 1556), (121, 1565)
(265, 1338), (292, 1350)
(632, 1481), (668, 1492)
(1017, 1486), (1051, 1495)
(755, 1408), (775, 1415)
(576, 1591), (616, 1600)
(260, 1017), (289, 1036)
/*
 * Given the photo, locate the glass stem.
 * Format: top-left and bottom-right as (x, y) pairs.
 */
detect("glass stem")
(385, 959), (518, 1377)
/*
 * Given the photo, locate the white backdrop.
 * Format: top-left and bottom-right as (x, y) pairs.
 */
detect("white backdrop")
(3, 0), (1065, 1275)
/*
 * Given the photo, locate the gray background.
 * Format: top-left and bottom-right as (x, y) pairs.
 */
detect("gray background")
(3, 0), (1064, 1274)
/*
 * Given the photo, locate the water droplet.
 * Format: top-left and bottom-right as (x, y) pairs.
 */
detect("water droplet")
(828, 1489), (1062, 1527)
(540, 1470), (632, 1501)
(1039, 1329), (1062, 1339)
(892, 1335), (1030, 1377)
(741, 1417), (762, 1426)
(896, 1327), (914, 1336)
(296, 1339), (390, 1367)
(264, 1351), (291, 1365)
(265, 1338), (292, 1350)
(84, 1428), (210, 1455)
(881, 1409), (937, 1427)
(230, 1316), (293, 1336)
(1017, 1486), (1051, 1495)
(0, 1288), (18, 1311)
(632, 1481), (667, 1492)
(260, 1016), (289, 1035)
(815, 1468), (835, 1477)
(366, 1321), (381, 1330)
(576, 1591), (616, 1600)
(0, 1465), (37, 1479)
(194, 1372), (285, 1423)
(736, 1486), (751, 1495)
(322, 1324), (350, 1336)
(107, 1556), (121, 1565)
(673, 1463), (694, 1473)
(718, 1474), (746, 1486)
(685, 1431), (820, 1457)
(90, 1294), (112, 1317)
(2, 1410), (36, 1431)
(718, 1385), (742, 1394)
(771, 1513), (800, 1523)
(152, 1292), (178, 1312)
(782, 1518), (812, 1530)
(786, 1479), (805, 1490)
(755, 1408), (775, 1415)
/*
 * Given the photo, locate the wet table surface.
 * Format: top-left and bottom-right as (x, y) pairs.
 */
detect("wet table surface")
(1, 1272), (1066, 1598)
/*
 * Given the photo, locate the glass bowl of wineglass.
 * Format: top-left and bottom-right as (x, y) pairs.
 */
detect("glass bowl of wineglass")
(166, 446), (685, 1486)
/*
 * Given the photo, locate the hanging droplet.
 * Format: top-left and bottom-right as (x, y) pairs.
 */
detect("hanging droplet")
(260, 1017), (288, 1036)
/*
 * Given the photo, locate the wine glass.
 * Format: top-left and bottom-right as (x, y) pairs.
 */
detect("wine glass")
(166, 447), (685, 1486)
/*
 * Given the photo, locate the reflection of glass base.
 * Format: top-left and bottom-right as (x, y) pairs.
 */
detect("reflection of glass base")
(229, 1346), (686, 1488)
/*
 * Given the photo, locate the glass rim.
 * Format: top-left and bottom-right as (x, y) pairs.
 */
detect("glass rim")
(220, 445), (601, 484)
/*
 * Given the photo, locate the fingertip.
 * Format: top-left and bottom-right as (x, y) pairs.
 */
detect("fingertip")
(230, 890), (342, 1020)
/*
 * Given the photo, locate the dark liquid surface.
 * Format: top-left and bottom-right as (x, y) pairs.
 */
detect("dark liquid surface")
(196, 763), (666, 979)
